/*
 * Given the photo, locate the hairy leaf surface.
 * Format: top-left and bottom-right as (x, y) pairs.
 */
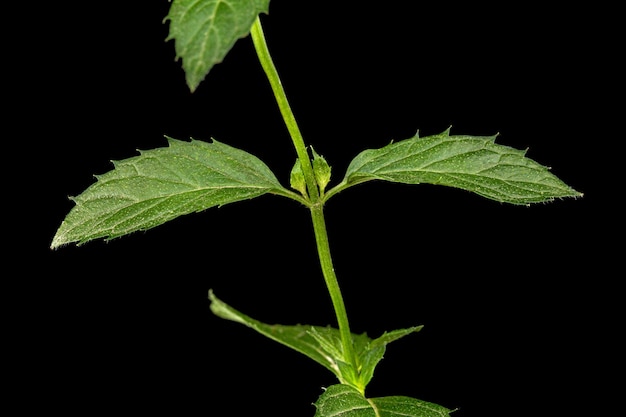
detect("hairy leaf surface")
(209, 290), (421, 390)
(314, 384), (453, 417)
(51, 138), (285, 248)
(165, 0), (271, 91)
(339, 128), (582, 205)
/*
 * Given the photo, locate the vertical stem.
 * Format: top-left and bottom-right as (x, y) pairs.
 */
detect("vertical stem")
(250, 16), (358, 374)
(309, 206), (358, 373)
(250, 17), (318, 202)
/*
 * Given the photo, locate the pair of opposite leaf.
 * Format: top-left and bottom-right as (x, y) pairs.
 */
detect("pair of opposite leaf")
(50, 129), (581, 249)
(209, 290), (454, 417)
(52, 0), (581, 248)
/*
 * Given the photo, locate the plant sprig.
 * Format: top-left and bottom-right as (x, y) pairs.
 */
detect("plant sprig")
(51, 1), (582, 416)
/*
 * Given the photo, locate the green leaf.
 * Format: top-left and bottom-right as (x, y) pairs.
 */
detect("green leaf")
(314, 384), (453, 417)
(208, 290), (421, 391)
(51, 138), (286, 248)
(359, 327), (423, 388)
(209, 290), (355, 378)
(165, 0), (272, 92)
(289, 159), (307, 196)
(311, 146), (332, 193)
(337, 128), (582, 205)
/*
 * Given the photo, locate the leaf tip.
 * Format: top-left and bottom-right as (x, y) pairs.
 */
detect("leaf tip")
(187, 81), (200, 94)
(49, 236), (63, 251)
(50, 223), (81, 250)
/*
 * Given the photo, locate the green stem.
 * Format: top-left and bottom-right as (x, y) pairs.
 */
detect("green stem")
(250, 16), (358, 375)
(309, 205), (358, 374)
(250, 17), (318, 202)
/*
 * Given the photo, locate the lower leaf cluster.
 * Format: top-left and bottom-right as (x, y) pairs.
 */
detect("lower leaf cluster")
(209, 291), (451, 416)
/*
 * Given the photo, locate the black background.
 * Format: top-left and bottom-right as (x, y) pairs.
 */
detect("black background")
(13, 1), (620, 416)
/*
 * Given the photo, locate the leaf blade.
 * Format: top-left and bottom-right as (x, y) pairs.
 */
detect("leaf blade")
(209, 291), (421, 391)
(165, 0), (271, 92)
(209, 290), (346, 376)
(314, 384), (453, 417)
(357, 326), (423, 388)
(51, 138), (285, 248)
(341, 128), (582, 205)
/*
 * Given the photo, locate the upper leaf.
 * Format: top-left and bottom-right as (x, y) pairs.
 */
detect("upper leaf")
(338, 128), (582, 205)
(314, 384), (453, 417)
(51, 138), (286, 248)
(165, 0), (271, 92)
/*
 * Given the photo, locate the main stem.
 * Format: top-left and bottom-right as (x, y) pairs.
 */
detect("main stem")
(250, 17), (317, 202)
(250, 17), (358, 373)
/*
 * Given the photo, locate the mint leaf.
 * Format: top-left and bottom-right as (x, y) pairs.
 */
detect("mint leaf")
(165, 0), (271, 92)
(314, 384), (453, 417)
(358, 327), (423, 389)
(51, 138), (286, 248)
(209, 290), (421, 391)
(335, 128), (582, 205)
(311, 147), (332, 193)
(209, 289), (356, 378)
